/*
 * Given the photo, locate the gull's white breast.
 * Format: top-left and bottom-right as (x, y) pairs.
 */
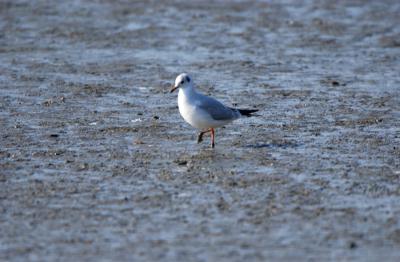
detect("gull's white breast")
(178, 88), (232, 129)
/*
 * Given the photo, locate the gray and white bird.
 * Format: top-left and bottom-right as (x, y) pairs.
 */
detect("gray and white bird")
(170, 73), (258, 148)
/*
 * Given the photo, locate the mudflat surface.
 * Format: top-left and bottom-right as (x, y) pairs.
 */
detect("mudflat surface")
(1, 0), (400, 261)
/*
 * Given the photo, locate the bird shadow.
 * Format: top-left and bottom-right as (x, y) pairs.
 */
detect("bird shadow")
(244, 142), (302, 149)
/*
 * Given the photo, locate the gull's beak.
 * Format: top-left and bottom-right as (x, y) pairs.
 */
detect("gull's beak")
(170, 85), (179, 93)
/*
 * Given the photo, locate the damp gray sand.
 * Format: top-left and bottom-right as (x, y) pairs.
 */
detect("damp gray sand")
(1, 1), (400, 261)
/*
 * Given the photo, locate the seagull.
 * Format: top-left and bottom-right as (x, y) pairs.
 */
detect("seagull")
(170, 73), (258, 148)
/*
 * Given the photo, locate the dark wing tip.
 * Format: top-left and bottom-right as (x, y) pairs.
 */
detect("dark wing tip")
(237, 108), (259, 117)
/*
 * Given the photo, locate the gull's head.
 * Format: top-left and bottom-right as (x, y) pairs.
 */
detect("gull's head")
(170, 73), (192, 93)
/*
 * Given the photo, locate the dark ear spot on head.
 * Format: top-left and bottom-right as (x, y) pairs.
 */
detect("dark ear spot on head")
(186, 76), (190, 82)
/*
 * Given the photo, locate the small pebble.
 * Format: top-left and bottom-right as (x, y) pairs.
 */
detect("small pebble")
(349, 242), (357, 249)
(42, 99), (53, 106)
(331, 80), (340, 86)
(176, 160), (187, 166)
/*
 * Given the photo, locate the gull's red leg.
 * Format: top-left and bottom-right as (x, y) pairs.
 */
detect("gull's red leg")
(210, 128), (215, 148)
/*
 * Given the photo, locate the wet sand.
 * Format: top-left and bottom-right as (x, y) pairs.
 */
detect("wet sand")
(1, 0), (400, 261)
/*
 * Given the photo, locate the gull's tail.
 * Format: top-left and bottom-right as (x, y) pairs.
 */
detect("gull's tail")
(232, 108), (259, 117)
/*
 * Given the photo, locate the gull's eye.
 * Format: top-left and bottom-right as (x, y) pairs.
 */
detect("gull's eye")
(180, 80), (184, 85)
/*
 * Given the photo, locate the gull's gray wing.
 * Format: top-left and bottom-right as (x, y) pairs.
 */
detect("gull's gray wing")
(197, 95), (239, 121)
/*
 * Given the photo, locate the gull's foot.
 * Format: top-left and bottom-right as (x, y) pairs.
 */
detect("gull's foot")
(197, 133), (204, 143)
(211, 142), (215, 148)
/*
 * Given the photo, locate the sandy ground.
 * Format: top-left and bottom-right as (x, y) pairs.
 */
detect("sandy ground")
(1, 0), (400, 261)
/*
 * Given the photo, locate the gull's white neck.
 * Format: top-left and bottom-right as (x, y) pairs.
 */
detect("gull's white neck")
(178, 84), (198, 99)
